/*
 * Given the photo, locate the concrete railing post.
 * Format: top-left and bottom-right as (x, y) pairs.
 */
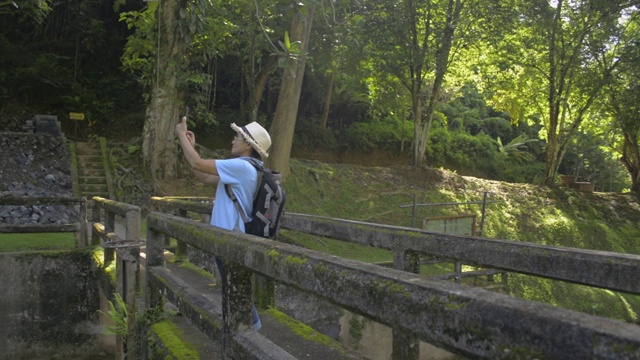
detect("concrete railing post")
(125, 210), (140, 242)
(115, 246), (140, 360)
(76, 197), (88, 248)
(392, 249), (420, 360)
(91, 200), (101, 246)
(221, 261), (254, 358)
(145, 227), (165, 309)
(176, 209), (188, 258)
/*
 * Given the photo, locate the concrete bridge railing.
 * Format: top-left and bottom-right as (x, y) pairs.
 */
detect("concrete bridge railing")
(149, 197), (640, 294)
(281, 213), (640, 294)
(145, 198), (640, 359)
(90, 196), (142, 359)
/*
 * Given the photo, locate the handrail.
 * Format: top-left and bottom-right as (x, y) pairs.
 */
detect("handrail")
(145, 212), (640, 359)
(280, 213), (640, 294)
(147, 197), (640, 295)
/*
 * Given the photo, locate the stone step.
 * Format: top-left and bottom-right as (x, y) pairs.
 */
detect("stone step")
(79, 183), (108, 193)
(76, 154), (102, 160)
(77, 160), (104, 169)
(73, 141), (113, 200)
(78, 177), (107, 185)
(78, 168), (106, 177)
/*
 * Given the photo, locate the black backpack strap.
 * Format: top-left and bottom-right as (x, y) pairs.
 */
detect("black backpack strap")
(225, 184), (249, 224)
(224, 157), (262, 224)
(244, 157), (264, 171)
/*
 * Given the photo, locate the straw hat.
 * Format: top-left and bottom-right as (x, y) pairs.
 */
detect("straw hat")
(230, 122), (272, 158)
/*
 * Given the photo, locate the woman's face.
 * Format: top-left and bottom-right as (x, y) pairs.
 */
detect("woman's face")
(231, 133), (252, 157)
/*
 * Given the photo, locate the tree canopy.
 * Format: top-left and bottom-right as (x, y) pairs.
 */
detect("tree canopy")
(1, 0), (639, 193)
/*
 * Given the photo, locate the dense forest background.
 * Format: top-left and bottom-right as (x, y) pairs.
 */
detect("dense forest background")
(1, 0), (639, 193)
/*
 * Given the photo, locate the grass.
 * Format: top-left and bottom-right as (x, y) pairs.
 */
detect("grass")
(279, 159), (640, 325)
(0, 232), (76, 252)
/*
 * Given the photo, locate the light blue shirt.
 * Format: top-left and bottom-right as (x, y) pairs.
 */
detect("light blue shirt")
(210, 157), (260, 232)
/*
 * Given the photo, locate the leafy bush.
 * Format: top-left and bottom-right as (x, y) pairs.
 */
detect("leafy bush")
(480, 116), (513, 140)
(499, 161), (546, 184)
(344, 117), (413, 152)
(294, 119), (340, 151)
(427, 129), (501, 178)
(425, 127), (452, 167)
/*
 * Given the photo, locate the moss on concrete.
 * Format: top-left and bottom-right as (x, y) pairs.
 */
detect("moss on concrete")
(149, 319), (199, 360)
(265, 308), (345, 352)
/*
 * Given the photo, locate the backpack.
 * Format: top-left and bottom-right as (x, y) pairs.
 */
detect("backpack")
(225, 158), (286, 239)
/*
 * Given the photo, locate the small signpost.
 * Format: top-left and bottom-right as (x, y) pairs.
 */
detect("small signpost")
(70, 112), (85, 138)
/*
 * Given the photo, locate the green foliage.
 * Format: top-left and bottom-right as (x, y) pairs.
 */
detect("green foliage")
(0, 0), (52, 23)
(499, 161), (545, 184)
(560, 130), (631, 192)
(427, 129), (501, 178)
(101, 293), (129, 336)
(119, 8), (157, 88)
(344, 117), (412, 152)
(294, 119), (340, 151)
(0, 0), (144, 136)
(495, 134), (539, 164)
(101, 293), (167, 358)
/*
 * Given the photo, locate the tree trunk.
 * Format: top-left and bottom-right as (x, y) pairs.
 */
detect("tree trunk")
(321, 70), (335, 129)
(267, 5), (316, 180)
(412, 0), (463, 166)
(248, 56), (277, 123)
(542, 2), (562, 186)
(411, 89), (424, 167)
(142, 0), (186, 184)
(621, 133), (640, 193)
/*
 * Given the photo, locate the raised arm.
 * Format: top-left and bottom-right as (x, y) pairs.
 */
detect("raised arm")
(176, 116), (220, 185)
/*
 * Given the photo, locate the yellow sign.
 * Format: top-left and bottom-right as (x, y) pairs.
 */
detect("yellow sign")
(69, 112), (85, 121)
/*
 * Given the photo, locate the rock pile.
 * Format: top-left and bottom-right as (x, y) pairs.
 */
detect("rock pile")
(0, 133), (78, 225)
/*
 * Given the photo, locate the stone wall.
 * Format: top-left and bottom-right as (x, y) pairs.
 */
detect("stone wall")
(0, 133), (77, 225)
(0, 251), (102, 359)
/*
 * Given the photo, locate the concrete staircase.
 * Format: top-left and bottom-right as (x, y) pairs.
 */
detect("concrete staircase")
(73, 141), (114, 199)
